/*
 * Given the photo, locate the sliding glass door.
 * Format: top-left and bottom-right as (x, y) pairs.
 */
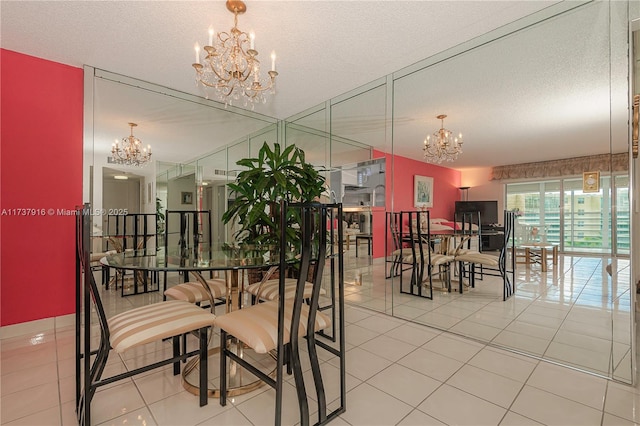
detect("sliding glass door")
(506, 174), (629, 255)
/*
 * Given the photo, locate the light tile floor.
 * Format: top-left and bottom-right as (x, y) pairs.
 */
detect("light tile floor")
(2, 250), (640, 425)
(345, 252), (633, 380)
(2, 283), (640, 425)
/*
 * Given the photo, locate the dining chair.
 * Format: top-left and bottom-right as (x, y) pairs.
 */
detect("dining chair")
(451, 211), (484, 289)
(75, 206), (215, 426)
(244, 265), (328, 304)
(215, 201), (343, 426)
(405, 210), (455, 298)
(164, 276), (227, 305)
(385, 211), (416, 279)
(89, 246), (116, 285)
(453, 210), (517, 300)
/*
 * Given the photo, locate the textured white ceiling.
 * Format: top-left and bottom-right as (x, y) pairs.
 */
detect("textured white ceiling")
(1, 1), (629, 168)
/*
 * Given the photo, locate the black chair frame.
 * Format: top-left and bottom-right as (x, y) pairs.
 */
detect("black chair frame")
(455, 211), (516, 300)
(105, 213), (159, 295)
(163, 209), (214, 290)
(385, 212), (417, 281)
(75, 204), (209, 426)
(219, 201), (346, 426)
(406, 210), (454, 299)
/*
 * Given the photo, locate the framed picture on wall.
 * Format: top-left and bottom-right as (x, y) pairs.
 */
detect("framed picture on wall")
(414, 175), (434, 208)
(583, 171), (600, 193)
(181, 191), (193, 205)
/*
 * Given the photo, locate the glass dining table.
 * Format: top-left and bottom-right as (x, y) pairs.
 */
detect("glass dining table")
(101, 243), (297, 398)
(102, 244), (290, 299)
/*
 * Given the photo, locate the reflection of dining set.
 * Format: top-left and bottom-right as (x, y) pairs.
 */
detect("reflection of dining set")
(386, 210), (517, 301)
(76, 202), (346, 426)
(513, 222), (558, 272)
(92, 213), (158, 295)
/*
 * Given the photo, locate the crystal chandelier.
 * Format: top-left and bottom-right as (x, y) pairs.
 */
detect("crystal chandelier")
(111, 123), (152, 167)
(192, 0), (278, 108)
(423, 114), (463, 164)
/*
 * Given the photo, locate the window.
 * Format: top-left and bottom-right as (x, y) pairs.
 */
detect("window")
(506, 174), (629, 254)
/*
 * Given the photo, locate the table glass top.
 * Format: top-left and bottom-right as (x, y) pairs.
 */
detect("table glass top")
(101, 244), (295, 272)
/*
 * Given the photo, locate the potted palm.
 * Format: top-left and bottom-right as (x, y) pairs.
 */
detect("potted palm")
(222, 142), (326, 253)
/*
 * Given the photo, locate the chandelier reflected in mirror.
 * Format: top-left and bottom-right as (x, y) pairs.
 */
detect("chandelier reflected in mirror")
(192, 0), (278, 108)
(111, 123), (152, 167)
(423, 114), (463, 164)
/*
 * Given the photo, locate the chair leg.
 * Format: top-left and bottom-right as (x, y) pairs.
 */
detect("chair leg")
(290, 337), (309, 426)
(285, 344), (293, 375)
(182, 333), (188, 363)
(199, 327), (208, 407)
(78, 340), (110, 426)
(307, 331), (327, 424)
(470, 264), (476, 288)
(172, 336), (180, 375)
(219, 330), (227, 407)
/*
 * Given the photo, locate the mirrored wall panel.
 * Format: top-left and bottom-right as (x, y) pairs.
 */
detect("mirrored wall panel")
(85, 68), (278, 244)
(82, 0), (635, 385)
(388, 1), (632, 382)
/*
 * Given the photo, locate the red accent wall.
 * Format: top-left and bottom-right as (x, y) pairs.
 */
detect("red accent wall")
(371, 150), (461, 258)
(1, 49), (83, 326)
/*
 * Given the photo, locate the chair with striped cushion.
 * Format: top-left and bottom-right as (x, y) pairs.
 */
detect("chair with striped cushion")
(90, 248), (116, 285)
(164, 274), (227, 357)
(453, 211), (517, 300)
(245, 265), (327, 303)
(164, 275), (227, 306)
(399, 211), (455, 299)
(386, 211), (416, 278)
(215, 201), (336, 426)
(75, 207), (215, 426)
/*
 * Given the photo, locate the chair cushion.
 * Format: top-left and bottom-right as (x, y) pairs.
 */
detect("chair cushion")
(245, 278), (326, 301)
(428, 254), (455, 266)
(214, 300), (331, 354)
(405, 253), (454, 266)
(455, 252), (499, 267)
(90, 250), (116, 263)
(164, 279), (227, 303)
(108, 300), (216, 353)
(390, 247), (413, 257)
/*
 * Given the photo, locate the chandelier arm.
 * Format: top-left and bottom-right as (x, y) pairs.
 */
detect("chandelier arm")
(205, 62), (234, 85)
(246, 80), (275, 93)
(221, 84), (236, 97)
(237, 70), (254, 84)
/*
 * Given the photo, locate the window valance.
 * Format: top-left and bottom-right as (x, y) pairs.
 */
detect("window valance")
(489, 153), (628, 181)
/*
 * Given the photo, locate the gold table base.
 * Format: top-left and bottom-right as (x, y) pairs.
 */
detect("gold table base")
(181, 269), (276, 398)
(181, 346), (276, 398)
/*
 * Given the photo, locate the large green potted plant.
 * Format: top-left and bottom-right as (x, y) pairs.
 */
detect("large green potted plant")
(222, 142), (326, 251)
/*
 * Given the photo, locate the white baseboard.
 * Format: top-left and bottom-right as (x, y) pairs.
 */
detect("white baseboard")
(0, 314), (75, 340)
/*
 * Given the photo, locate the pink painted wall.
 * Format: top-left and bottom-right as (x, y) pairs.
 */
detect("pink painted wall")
(371, 150), (461, 258)
(1, 49), (83, 326)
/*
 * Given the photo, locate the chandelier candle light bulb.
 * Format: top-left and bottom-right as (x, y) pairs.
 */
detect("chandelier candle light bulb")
(191, 0), (278, 107)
